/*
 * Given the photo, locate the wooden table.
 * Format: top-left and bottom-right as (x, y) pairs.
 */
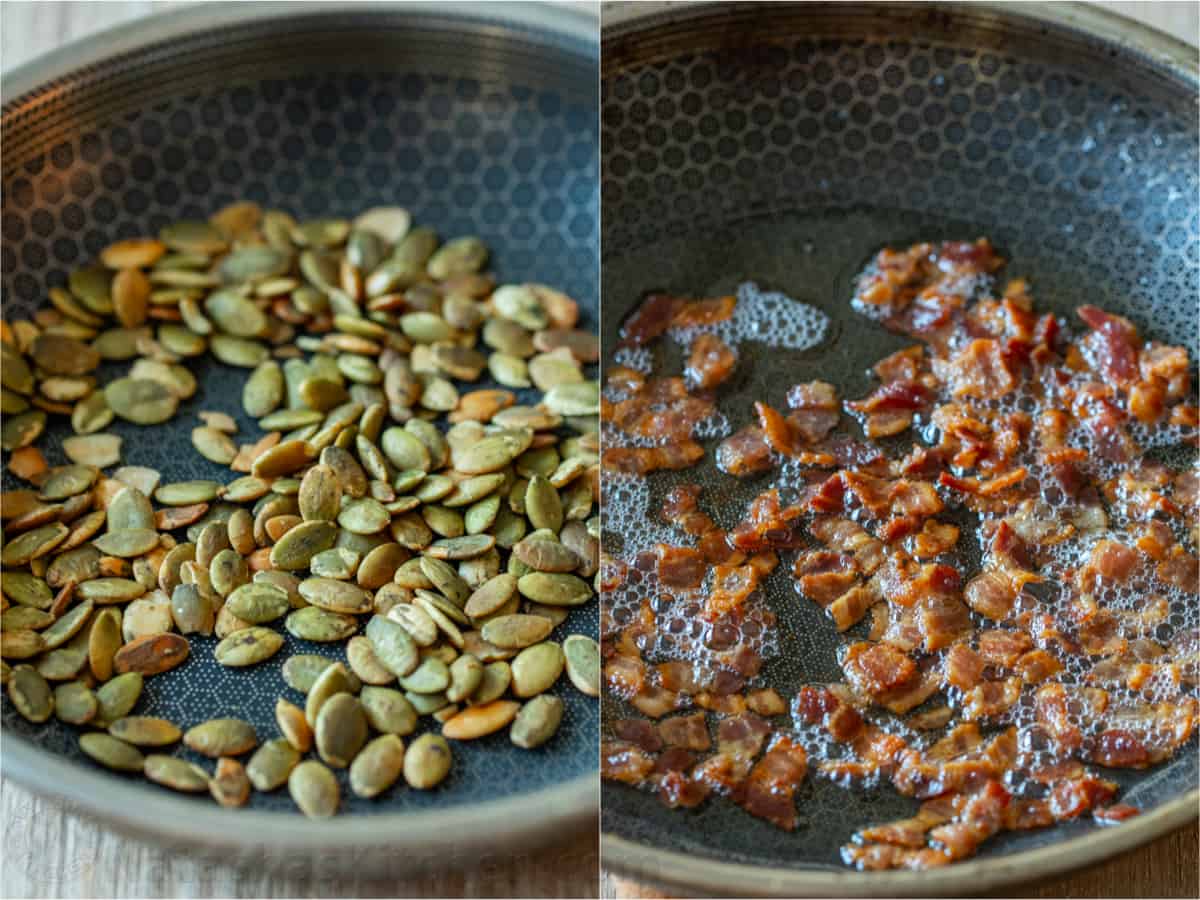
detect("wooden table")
(0, 2), (597, 897)
(602, 0), (1199, 897)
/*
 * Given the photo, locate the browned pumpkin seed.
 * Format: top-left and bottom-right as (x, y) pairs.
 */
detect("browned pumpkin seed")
(209, 757), (251, 808)
(442, 700), (520, 740)
(113, 633), (189, 675)
(275, 698), (313, 753)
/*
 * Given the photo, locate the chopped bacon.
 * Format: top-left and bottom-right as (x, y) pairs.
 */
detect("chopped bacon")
(844, 642), (917, 694)
(964, 571), (1017, 620)
(603, 442), (704, 475)
(1156, 544), (1199, 594)
(726, 489), (805, 553)
(715, 426), (774, 477)
(613, 718), (663, 752)
(1078, 305), (1139, 386)
(601, 741), (654, 784)
(978, 630), (1033, 668)
(735, 735), (808, 830)
(702, 564), (763, 621)
(961, 677), (1021, 721)
(658, 770), (709, 808)
(745, 688), (787, 716)
(910, 520), (960, 558)
(793, 551), (859, 605)
(604, 654), (646, 698)
(618, 293), (682, 347)
(658, 712), (711, 751)
(655, 544), (707, 589)
(1015, 649), (1063, 684)
(940, 339), (1016, 400)
(685, 333), (737, 389)
(672, 294), (736, 327)
(944, 643), (985, 691)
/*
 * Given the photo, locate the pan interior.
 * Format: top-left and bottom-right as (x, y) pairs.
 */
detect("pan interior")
(601, 2), (1198, 872)
(1, 7), (598, 815)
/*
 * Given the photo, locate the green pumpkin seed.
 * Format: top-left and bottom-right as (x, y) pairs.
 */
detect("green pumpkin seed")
(184, 717), (257, 757)
(492, 284), (548, 330)
(398, 656), (450, 694)
(295, 577), (371, 615)
(403, 733), (452, 789)
(337, 497), (389, 535)
(445, 654), (484, 703)
(225, 582), (290, 624)
(270, 520), (337, 570)
(209, 757), (251, 808)
(282, 654), (357, 695)
(190, 426), (237, 464)
(71, 392), (114, 434)
(105, 378), (178, 425)
(2, 607), (54, 631)
(145, 755), (210, 793)
(470, 661), (512, 705)
(210, 334), (268, 367)
(2, 572), (54, 609)
(346, 635), (396, 685)
(385, 603), (438, 647)
(349, 733), (405, 799)
(92, 528), (160, 557)
(480, 614), (554, 650)
(1, 410), (46, 450)
(80, 732), (144, 773)
(315, 692), (368, 768)
(156, 480), (221, 505)
(53, 680), (98, 725)
(247, 737), (301, 791)
(365, 614), (419, 677)
(40, 600), (95, 649)
(544, 380), (600, 415)
(37, 646), (88, 681)
(285, 607), (357, 642)
(7, 665), (53, 722)
(304, 661), (355, 726)
(62, 433), (122, 468)
(510, 641), (565, 698)
(109, 715), (182, 747)
(419, 556), (471, 607)
(242, 359), (284, 417)
(355, 687), (415, 737)
(1, 630), (45, 659)
(563, 634), (600, 697)
(2, 523), (68, 567)
(289, 760), (340, 818)
(93, 672), (143, 727)
(516, 572), (591, 607)
(214, 626), (284, 667)
(510, 694), (564, 749)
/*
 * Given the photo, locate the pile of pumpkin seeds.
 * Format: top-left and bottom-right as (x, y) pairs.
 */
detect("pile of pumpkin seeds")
(0, 203), (602, 817)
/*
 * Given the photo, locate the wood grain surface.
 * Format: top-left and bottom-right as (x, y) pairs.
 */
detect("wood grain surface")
(601, 1), (1199, 898)
(0, 2), (597, 897)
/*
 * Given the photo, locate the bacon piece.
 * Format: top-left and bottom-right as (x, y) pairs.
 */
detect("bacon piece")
(746, 688), (787, 716)
(601, 741), (655, 784)
(655, 544), (707, 589)
(685, 333), (737, 389)
(613, 718), (663, 752)
(793, 551), (859, 605)
(1015, 649), (1063, 684)
(715, 426), (774, 477)
(1078, 305), (1139, 386)
(603, 442), (704, 475)
(658, 770), (709, 808)
(1094, 803), (1140, 824)
(727, 489), (805, 553)
(1156, 544), (1199, 594)
(736, 735), (808, 830)
(941, 338), (1016, 400)
(978, 630), (1033, 668)
(918, 591), (972, 652)
(618, 293), (682, 347)
(844, 642), (917, 694)
(786, 381), (841, 443)
(828, 581), (883, 632)
(604, 654), (646, 698)
(1091, 729), (1149, 768)
(1048, 776), (1118, 821)
(658, 712), (711, 751)
(961, 677), (1021, 721)
(703, 564), (763, 621)
(928, 781), (1011, 861)
(944, 643), (985, 691)
(672, 295), (736, 327)
(811, 516), (887, 573)
(910, 520), (960, 559)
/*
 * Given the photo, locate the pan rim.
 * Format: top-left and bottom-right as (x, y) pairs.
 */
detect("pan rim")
(599, 0), (1199, 894)
(1, 0), (599, 867)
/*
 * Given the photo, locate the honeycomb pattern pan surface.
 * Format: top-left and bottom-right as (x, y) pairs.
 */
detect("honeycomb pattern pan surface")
(1, 1), (598, 872)
(600, 2), (1198, 895)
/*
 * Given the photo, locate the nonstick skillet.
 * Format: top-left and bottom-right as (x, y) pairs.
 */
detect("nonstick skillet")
(1, 0), (598, 877)
(600, 2), (1198, 896)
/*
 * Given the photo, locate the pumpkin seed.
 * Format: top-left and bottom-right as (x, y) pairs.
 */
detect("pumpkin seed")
(442, 700), (520, 740)
(156, 480), (221, 505)
(93, 672), (143, 727)
(385, 603), (438, 647)
(214, 626), (284, 667)
(315, 692), (368, 768)
(285, 607), (357, 642)
(563, 634), (600, 697)
(289, 760), (340, 818)
(88, 608), (122, 680)
(543, 380), (600, 415)
(480, 614), (554, 650)
(209, 757), (251, 808)
(445, 654), (484, 703)
(80, 732), (144, 773)
(403, 733), (452, 789)
(275, 698), (314, 753)
(282, 654), (359, 695)
(511, 694), (564, 749)
(225, 582), (290, 624)
(398, 656), (450, 694)
(184, 717), (257, 757)
(109, 715), (182, 747)
(113, 633), (189, 675)
(511, 641), (565, 698)
(346, 635), (396, 685)
(53, 680), (98, 725)
(297, 577), (372, 614)
(304, 661), (355, 726)
(62, 433), (122, 468)
(1, 630), (45, 659)
(365, 614), (419, 677)
(470, 661), (513, 705)
(93, 528), (160, 557)
(269, 520), (336, 570)
(105, 377), (178, 424)
(247, 737), (302, 791)
(145, 755), (210, 793)
(243, 360), (284, 417)
(517, 572), (591, 607)
(8, 665), (53, 722)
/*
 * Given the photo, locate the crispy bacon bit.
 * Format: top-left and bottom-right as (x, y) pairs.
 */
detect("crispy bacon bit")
(961, 678), (1022, 721)
(603, 442), (705, 475)
(910, 520), (960, 558)
(685, 333), (737, 389)
(613, 718), (663, 752)
(1015, 649), (1063, 684)
(601, 741), (654, 784)
(727, 489), (805, 553)
(658, 712), (711, 751)
(944, 643), (985, 691)
(746, 688), (787, 716)
(618, 293), (682, 347)
(1094, 803), (1140, 824)
(1156, 544), (1199, 594)
(845, 642), (917, 694)
(978, 630), (1033, 668)
(703, 565), (763, 621)
(941, 339), (1016, 400)
(1078, 304), (1139, 386)
(658, 770), (709, 808)
(716, 426), (774, 477)
(736, 735), (808, 830)
(672, 294), (736, 327)
(655, 544), (707, 589)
